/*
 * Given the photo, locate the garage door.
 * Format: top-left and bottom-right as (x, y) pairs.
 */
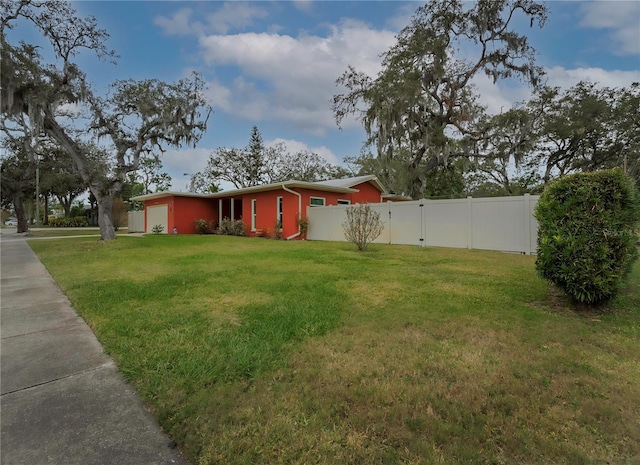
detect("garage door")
(146, 205), (168, 234)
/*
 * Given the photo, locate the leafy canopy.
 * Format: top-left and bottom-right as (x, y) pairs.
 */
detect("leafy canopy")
(333, 0), (547, 199)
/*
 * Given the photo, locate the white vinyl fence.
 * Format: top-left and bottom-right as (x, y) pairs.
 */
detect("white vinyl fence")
(307, 194), (539, 255)
(128, 211), (145, 233)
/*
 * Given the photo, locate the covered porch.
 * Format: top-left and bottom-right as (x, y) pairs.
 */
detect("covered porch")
(216, 197), (243, 225)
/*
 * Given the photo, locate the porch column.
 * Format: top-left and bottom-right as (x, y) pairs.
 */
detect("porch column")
(230, 198), (235, 220)
(218, 198), (222, 225)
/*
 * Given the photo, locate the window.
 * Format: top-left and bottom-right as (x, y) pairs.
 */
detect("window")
(251, 199), (257, 231)
(337, 199), (350, 205)
(310, 197), (325, 207)
(276, 196), (283, 228)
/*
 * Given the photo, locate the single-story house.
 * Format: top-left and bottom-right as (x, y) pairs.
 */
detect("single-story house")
(131, 175), (407, 239)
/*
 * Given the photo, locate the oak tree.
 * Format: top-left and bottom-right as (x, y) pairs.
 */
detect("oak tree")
(2, 0), (211, 240)
(333, 0), (547, 199)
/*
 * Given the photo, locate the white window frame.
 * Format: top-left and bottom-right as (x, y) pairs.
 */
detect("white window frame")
(337, 199), (351, 205)
(310, 196), (326, 207)
(251, 199), (257, 231)
(276, 196), (283, 229)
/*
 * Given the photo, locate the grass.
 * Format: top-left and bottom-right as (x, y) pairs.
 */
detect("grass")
(28, 235), (640, 464)
(26, 229), (102, 237)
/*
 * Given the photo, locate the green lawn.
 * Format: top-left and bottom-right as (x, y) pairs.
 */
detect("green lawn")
(29, 235), (640, 464)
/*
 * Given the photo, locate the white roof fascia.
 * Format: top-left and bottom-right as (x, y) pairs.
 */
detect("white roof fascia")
(130, 192), (213, 201)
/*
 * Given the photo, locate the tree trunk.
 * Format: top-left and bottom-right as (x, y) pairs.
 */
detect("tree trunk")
(57, 195), (72, 217)
(91, 187), (117, 240)
(45, 116), (119, 241)
(13, 191), (29, 233)
(409, 176), (426, 200)
(410, 154), (441, 200)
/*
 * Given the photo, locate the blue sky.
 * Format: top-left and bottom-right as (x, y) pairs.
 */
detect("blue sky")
(14, 1), (640, 191)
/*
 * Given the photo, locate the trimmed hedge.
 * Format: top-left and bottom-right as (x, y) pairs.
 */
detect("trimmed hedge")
(535, 169), (640, 305)
(48, 216), (89, 228)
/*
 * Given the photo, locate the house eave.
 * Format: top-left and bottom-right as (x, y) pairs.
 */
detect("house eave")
(209, 181), (357, 197)
(131, 191), (213, 202)
(132, 179), (374, 203)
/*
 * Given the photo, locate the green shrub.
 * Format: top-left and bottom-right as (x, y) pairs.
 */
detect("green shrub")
(297, 214), (309, 240)
(535, 169), (640, 305)
(194, 219), (210, 234)
(48, 216), (89, 228)
(219, 218), (246, 236)
(151, 224), (164, 234)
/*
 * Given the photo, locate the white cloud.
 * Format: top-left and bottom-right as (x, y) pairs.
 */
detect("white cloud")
(159, 147), (211, 191)
(154, 3), (268, 36)
(579, 1), (640, 55)
(385, 2), (417, 31)
(204, 79), (233, 112)
(545, 66), (640, 89)
(204, 3), (268, 34)
(472, 75), (533, 114)
(198, 20), (396, 134)
(154, 8), (193, 35)
(470, 66), (640, 116)
(267, 138), (340, 165)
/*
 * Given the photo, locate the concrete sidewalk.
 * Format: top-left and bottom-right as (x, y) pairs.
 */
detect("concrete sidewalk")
(0, 229), (188, 465)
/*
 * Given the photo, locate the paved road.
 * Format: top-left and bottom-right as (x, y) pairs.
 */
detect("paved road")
(0, 229), (188, 465)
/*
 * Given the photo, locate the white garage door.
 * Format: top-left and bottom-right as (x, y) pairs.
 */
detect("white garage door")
(146, 205), (168, 234)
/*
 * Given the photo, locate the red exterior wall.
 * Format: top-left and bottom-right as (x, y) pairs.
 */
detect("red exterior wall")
(350, 181), (384, 204)
(236, 184), (383, 238)
(173, 196), (218, 234)
(241, 189), (301, 238)
(144, 196), (217, 234)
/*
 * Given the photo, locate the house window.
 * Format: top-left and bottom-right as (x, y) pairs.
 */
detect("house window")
(276, 196), (283, 228)
(337, 199), (350, 205)
(251, 199), (257, 231)
(310, 197), (325, 207)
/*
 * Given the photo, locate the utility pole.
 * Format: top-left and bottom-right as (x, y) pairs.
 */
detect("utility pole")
(35, 155), (40, 226)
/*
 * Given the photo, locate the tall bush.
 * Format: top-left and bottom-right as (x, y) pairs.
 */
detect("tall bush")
(194, 218), (210, 234)
(342, 204), (384, 251)
(535, 169), (640, 305)
(219, 218), (246, 236)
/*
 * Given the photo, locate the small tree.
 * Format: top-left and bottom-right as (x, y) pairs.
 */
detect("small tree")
(342, 204), (384, 251)
(535, 169), (640, 305)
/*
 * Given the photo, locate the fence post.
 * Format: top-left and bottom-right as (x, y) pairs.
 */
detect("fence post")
(387, 201), (392, 244)
(467, 196), (473, 250)
(419, 199), (425, 247)
(523, 194), (531, 255)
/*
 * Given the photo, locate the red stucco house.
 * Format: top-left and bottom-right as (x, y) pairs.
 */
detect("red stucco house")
(132, 175), (404, 239)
